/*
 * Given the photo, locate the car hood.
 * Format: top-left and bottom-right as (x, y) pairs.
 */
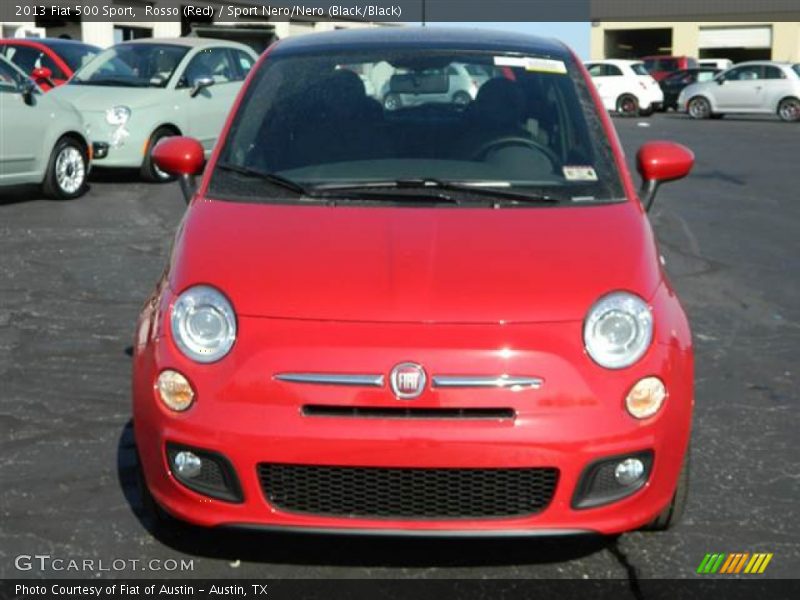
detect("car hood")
(48, 84), (164, 111)
(168, 199), (661, 324)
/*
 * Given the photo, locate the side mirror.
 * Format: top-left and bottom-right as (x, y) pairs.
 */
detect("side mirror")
(636, 141), (694, 211)
(716, 78), (725, 85)
(20, 78), (37, 104)
(31, 66), (54, 87)
(151, 136), (206, 203)
(190, 76), (214, 97)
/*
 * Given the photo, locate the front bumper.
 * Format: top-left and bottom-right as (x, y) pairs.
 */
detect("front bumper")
(132, 286), (693, 535)
(84, 112), (148, 168)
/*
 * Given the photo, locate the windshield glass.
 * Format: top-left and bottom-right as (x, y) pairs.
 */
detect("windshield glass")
(644, 58), (677, 72)
(49, 42), (100, 72)
(793, 64), (800, 78)
(210, 49), (624, 206)
(631, 63), (650, 76)
(71, 44), (188, 88)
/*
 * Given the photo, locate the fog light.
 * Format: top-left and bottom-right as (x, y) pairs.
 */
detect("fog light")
(173, 451), (202, 478)
(156, 369), (195, 412)
(625, 376), (666, 419)
(614, 458), (645, 486)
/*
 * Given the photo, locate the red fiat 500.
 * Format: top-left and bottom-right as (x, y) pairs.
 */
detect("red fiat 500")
(133, 28), (695, 536)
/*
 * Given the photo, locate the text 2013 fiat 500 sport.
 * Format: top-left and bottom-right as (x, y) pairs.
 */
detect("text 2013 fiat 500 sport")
(133, 28), (696, 536)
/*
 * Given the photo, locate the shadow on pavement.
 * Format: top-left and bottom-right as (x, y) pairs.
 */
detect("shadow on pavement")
(116, 421), (616, 569)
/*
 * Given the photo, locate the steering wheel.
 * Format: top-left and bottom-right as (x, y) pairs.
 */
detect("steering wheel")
(472, 136), (560, 166)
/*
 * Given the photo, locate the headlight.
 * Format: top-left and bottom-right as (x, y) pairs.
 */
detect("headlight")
(105, 105), (131, 126)
(583, 292), (653, 369)
(171, 285), (237, 363)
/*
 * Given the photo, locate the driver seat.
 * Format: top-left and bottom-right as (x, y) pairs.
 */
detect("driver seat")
(460, 78), (530, 159)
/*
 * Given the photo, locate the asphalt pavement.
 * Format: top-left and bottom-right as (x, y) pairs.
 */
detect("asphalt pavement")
(0, 113), (798, 582)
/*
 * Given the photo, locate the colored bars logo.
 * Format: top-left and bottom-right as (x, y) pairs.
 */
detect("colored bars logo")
(697, 553), (773, 575)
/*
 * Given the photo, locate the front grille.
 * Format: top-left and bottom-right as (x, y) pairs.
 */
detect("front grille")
(302, 405), (515, 420)
(257, 464), (558, 519)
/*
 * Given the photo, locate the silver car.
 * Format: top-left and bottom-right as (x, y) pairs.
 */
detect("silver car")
(381, 63), (479, 110)
(679, 61), (800, 122)
(0, 55), (91, 199)
(48, 37), (258, 182)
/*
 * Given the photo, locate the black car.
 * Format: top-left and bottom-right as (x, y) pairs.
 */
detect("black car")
(659, 68), (721, 110)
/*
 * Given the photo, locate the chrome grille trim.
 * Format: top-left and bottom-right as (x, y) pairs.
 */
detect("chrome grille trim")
(431, 375), (543, 390)
(274, 373), (385, 387)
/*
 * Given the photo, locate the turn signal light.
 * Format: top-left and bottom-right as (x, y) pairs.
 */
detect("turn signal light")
(625, 376), (666, 419)
(156, 369), (195, 412)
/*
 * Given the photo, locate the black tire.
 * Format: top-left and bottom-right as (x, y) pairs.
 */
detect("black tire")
(687, 96), (712, 120)
(777, 97), (800, 122)
(42, 137), (88, 199)
(643, 449), (690, 531)
(452, 91), (472, 106)
(140, 126), (178, 183)
(616, 94), (639, 117)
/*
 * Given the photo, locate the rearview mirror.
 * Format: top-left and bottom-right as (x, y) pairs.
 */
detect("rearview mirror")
(636, 141), (694, 211)
(190, 76), (214, 97)
(152, 136), (206, 203)
(31, 66), (54, 86)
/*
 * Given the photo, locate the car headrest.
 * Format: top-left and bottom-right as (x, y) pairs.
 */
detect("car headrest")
(473, 78), (526, 127)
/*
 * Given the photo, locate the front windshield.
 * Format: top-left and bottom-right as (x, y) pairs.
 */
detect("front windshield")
(71, 44), (188, 88)
(49, 42), (100, 72)
(211, 48), (624, 205)
(793, 64), (800, 78)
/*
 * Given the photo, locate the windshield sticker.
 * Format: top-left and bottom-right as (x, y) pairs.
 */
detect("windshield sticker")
(494, 56), (567, 74)
(563, 166), (598, 181)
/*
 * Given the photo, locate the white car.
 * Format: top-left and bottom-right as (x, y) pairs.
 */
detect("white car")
(0, 55), (91, 199)
(584, 59), (664, 116)
(381, 63), (479, 111)
(678, 61), (800, 122)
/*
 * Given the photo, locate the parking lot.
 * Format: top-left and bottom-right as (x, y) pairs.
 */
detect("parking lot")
(0, 113), (798, 581)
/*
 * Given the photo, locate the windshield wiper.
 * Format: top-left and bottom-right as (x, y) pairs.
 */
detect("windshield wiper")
(216, 167), (459, 204)
(216, 163), (310, 195)
(312, 179), (560, 204)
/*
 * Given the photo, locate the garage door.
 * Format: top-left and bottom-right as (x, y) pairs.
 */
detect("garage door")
(699, 26), (772, 49)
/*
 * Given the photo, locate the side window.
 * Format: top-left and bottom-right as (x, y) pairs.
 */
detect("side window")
(233, 50), (254, 80)
(586, 64), (605, 77)
(4, 45), (40, 74)
(725, 66), (761, 81)
(763, 66), (785, 80)
(0, 61), (20, 93)
(605, 65), (623, 77)
(180, 48), (236, 87)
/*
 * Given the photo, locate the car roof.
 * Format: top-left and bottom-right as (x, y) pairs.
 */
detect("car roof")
(270, 27), (570, 60)
(119, 37), (252, 51)
(729, 60), (793, 66)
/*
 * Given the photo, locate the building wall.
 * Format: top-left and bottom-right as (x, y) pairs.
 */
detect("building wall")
(592, 20), (800, 61)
